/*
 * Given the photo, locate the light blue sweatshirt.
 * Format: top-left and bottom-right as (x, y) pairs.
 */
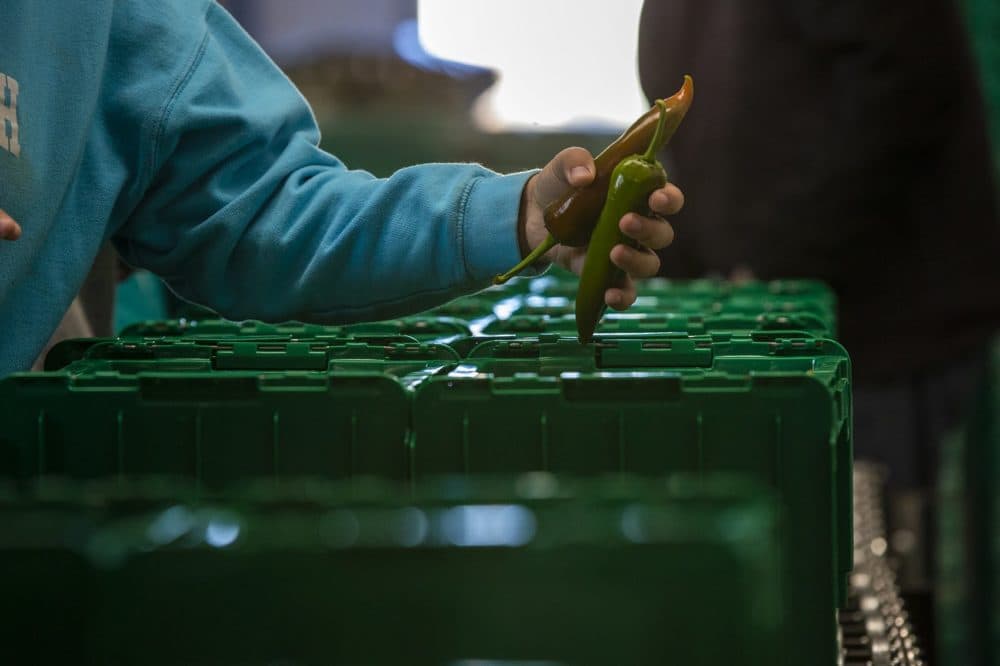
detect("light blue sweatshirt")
(0, 1), (530, 376)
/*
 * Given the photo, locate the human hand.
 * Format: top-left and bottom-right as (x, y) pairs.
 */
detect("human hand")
(520, 147), (684, 310)
(0, 209), (20, 241)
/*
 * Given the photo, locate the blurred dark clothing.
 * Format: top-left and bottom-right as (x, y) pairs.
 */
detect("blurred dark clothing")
(638, 0), (1000, 385)
(853, 347), (988, 489)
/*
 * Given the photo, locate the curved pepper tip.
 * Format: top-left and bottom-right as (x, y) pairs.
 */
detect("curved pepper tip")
(681, 74), (694, 95)
(670, 74), (694, 110)
(648, 75), (693, 136)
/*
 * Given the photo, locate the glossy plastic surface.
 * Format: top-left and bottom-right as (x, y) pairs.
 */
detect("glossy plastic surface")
(0, 474), (783, 665)
(411, 341), (851, 666)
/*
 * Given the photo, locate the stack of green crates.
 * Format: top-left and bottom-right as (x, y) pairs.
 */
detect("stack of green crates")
(0, 272), (851, 665)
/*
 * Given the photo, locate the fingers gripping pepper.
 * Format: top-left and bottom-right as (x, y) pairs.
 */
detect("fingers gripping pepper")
(575, 100), (671, 343)
(493, 75), (693, 285)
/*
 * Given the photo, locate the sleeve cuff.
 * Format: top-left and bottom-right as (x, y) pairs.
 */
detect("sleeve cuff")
(460, 170), (538, 283)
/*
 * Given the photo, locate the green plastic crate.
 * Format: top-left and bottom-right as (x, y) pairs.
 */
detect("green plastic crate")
(428, 334), (855, 596)
(528, 271), (834, 299)
(459, 335), (842, 376)
(504, 293), (835, 328)
(425, 332), (854, 581)
(441, 331), (773, 360)
(119, 316), (472, 343)
(410, 342), (851, 666)
(0, 370), (412, 487)
(47, 339), (458, 375)
(44, 333), (427, 372)
(15, 330), (854, 619)
(0, 474), (786, 665)
(457, 335), (855, 586)
(522, 274), (837, 332)
(481, 311), (831, 337)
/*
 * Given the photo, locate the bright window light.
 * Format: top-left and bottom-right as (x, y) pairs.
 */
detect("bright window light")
(417, 0), (647, 132)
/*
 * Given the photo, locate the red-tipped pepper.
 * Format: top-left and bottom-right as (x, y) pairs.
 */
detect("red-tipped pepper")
(493, 75), (693, 285)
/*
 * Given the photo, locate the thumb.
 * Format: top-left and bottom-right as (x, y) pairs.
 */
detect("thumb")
(532, 147), (595, 208)
(0, 209), (21, 241)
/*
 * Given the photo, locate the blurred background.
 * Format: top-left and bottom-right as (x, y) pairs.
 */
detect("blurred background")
(219, 0), (649, 171)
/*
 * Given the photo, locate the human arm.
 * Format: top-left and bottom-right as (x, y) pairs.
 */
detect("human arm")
(110, 1), (529, 322)
(110, 2), (680, 322)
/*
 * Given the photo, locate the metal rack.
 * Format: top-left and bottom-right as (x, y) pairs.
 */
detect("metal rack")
(841, 463), (925, 665)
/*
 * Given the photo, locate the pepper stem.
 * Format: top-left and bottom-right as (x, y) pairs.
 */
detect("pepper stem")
(642, 100), (669, 162)
(493, 234), (558, 285)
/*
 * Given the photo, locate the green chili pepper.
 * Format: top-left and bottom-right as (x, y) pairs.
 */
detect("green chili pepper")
(493, 75), (693, 285)
(574, 100), (670, 343)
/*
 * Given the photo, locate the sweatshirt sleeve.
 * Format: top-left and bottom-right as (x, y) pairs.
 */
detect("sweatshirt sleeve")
(112, 2), (529, 323)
